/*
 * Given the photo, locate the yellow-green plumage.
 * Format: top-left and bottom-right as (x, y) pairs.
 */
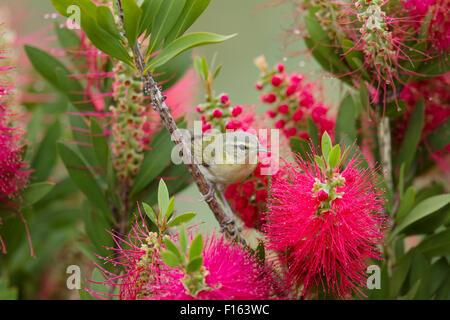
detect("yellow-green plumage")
(191, 131), (264, 186)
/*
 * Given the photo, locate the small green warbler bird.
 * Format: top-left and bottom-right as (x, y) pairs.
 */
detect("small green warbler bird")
(189, 131), (268, 212)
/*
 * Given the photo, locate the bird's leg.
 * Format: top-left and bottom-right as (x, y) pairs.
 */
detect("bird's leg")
(201, 182), (216, 203)
(216, 184), (235, 220)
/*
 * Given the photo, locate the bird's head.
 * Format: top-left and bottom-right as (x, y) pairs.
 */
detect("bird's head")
(221, 131), (268, 165)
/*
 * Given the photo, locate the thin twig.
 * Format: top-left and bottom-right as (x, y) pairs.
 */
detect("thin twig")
(114, 0), (244, 244)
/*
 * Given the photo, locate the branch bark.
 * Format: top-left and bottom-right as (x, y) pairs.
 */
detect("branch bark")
(114, 0), (244, 244)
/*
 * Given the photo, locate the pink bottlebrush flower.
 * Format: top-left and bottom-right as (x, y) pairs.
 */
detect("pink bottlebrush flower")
(264, 149), (387, 299)
(151, 235), (275, 300)
(92, 211), (276, 300)
(0, 45), (32, 255)
(165, 69), (198, 119)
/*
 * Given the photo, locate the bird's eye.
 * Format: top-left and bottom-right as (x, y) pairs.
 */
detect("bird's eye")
(238, 144), (247, 150)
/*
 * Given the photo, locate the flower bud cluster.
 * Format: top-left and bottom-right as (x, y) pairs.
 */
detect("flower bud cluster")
(254, 56), (334, 141)
(312, 172), (346, 216)
(196, 92), (250, 133)
(110, 62), (153, 183)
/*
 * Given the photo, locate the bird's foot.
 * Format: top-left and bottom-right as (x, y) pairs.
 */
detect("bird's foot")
(201, 183), (215, 203)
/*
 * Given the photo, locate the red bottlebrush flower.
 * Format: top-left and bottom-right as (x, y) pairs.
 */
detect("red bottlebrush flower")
(264, 149), (386, 299)
(277, 104), (289, 114)
(271, 75), (283, 87)
(402, 0), (450, 51)
(212, 109), (223, 118)
(231, 105), (243, 117)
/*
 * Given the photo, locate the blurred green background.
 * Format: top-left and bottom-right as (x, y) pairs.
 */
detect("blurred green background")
(3, 0), (339, 233)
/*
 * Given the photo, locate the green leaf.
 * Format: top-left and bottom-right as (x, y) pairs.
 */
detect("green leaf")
(139, 0), (163, 36)
(308, 117), (320, 148)
(167, 212), (196, 228)
(321, 131), (332, 161)
(335, 95), (356, 143)
(165, 0), (211, 43)
(58, 142), (112, 221)
(31, 120), (61, 181)
(55, 24), (81, 49)
(142, 202), (158, 228)
(147, 0), (186, 55)
(395, 99), (424, 173)
(189, 234), (203, 260)
(96, 6), (122, 39)
(22, 182), (55, 207)
(24, 45), (90, 111)
(51, 0), (96, 17)
(392, 194), (450, 237)
(396, 186), (416, 222)
(145, 32), (236, 72)
(164, 238), (183, 263)
(90, 117), (109, 170)
(187, 257), (203, 273)
(290, 137), (312, 161)
(161, 250), (180, 267)
(390, 249), (415, 298)
(341, 39), (364, 74)
(255, 241), (265, 262)
(79, 6), (133, 65)
(166, 197), (175, 220)
(417, 229), (450, 258)
(122, 0), (143, 48)
(0, 278), (18, 300)
(328, 144), (341, 169)
(158, 179), (170, 218)
(179, 225), (188, 254)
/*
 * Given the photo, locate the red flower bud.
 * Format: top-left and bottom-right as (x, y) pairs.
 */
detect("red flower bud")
(276, 63), (285, 73)
(202, 123), (212, 132)
(267, 110), (277, 118)
(317, 190), (329, 202)
(254, 82), (263, 90)
(263, 93), (277, 104)
(285, 84), (297, 97)
(292, 109), (304, 122)
(271, 75), (283, 87)
(220, 93), (229, 104)
(212, 109), (223, 118)
(278, 104), (289, 114)
(275, 119), (286, 129)
(232, 105), (243, 117)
